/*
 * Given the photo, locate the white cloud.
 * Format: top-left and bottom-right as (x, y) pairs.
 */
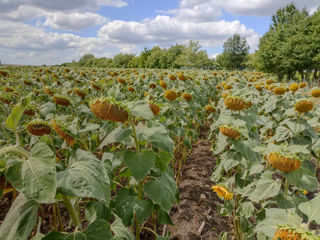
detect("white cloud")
(43, 12), (108, 31)
(98, 16), (260, 50)
(210, 53), (219, 59)
(215, 0), (319, 16)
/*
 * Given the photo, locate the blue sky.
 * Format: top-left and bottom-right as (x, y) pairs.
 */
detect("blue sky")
(0, 0), (318, 65)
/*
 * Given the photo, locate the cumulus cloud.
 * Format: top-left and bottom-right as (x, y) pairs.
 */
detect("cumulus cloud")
(98, 16), (260, 49)
(43, 12), (108, 31)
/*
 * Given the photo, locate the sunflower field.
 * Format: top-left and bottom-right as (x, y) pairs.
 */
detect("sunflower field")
(0, 66), (320, 240)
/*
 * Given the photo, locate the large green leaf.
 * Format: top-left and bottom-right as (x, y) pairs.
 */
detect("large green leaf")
(115, 188), (153, 226)
(111, 215), (135, 240)
(129, 100), (154, 120)
(99, 125), (133, 149)
(84, 219), (113, 240)
(124, 150), (156, 182)
(256, 208), (302, 238)
(57, 149), (110, 203)
(298, 194), (320, 224)
(21, 143), (56, 203)
(0, 193), (38, 240)
(6, 95), (31, 131)
(43, 231), (87, 240)
(144, 169), (177, 213)
(249, 172), (281, 203)
(234, 140), (260, 164)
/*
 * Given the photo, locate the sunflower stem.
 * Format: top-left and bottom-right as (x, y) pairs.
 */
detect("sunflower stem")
(130, 117), (140, 154)
(61, 195), (81, 230)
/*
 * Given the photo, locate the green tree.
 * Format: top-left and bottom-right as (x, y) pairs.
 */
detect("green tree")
(220, 34), (249, 70)
(78, 54), (95, 66)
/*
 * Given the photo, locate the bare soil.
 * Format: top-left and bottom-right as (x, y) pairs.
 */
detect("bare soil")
(167, 128), (232, 240)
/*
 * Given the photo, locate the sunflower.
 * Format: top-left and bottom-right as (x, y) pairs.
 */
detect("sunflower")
(295, 99), (314, 113)
(164, 90), (178, 101)
(127, 86), (135, 92)
(44, 87), (54, 96)
(273, 87), (286, 95)
(219, 126), (241, 139)
(53, 95), (71, 107)
(0, 70), (8, 77)
(23, 108), (36, 116)
(267, 152), (301, 172)
(74, 88), (86, 98)
(273, 225), (317, 240)
(299, 82), (307, 88)
(211, 185), (234, 200)
(3, 87), (14, 93)
(149, 83), (157, 88)
(26, 120), (51, 136)
(90, 98), (128, 122)
(255, 84), (262, 91)
(224, 84), (232, 90)
(224, 97), (246, 111)
(289, 83), (299, 92)
(182, 93), (192, 101)
(159, 80), (167, 89)
(311, 89), (320, 98)
(149, 102), (160, 115)
(205, 105), (216, 113)
(178, 73), (186, 81)
(169, 74), (176, 81)
(52, 120), (75, 146)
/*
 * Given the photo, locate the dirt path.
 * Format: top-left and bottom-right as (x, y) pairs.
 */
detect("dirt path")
(168, 135), (232, 240)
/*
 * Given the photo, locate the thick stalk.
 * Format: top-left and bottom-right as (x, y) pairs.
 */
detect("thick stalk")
(0, 145), (30, 158)
(284, 178), (289, 197)
(53, 203), (64, 231)
(61, 195), (81, 229)
(130, 117), (140, 154)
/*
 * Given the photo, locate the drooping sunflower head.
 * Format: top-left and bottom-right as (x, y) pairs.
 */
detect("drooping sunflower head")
(182, 93), (192, 101)
(26, 119), (51, 136)
(273, 225), (318, 240)
(211, 185), (234, 200)
(178, 73), (186, 81)
(295, 99), (314, 113)
(205, 105), (216, 113)
(159, 80), (167, 89)
(255, 84), (262, 91)
(43, 87), (54, 96)
(273, 87), (287, 95)
(169, 74), (176, 81)
(311, 88), (320, 98)
(149, 102), (160, 115)
(224, 84), (232, 90)
(149, 83), (157, 89)
(267, 152), (301, 173)
(164, 89), (178, 101)
(127, 86), (135, 92)
(51, 119), (75, 146)
(289, 83), (299, 92)
(299, 82), (307, 89)
(221, 91), (230, 99)
(90, 98), (129, 122)
(74, 88), (87, 98)
(53, 95), (71, 107)
(224, 96), (246, 111)
(219, 125), (241, 139)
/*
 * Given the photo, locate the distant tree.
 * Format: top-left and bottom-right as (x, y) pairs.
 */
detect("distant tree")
(112, 53), (135, 68)
(79, 54), (95, 66)
(220, 34), (249, 70)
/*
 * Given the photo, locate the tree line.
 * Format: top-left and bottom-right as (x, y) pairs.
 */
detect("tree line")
(62, 3), (320, 82)
(62, 40), (215, 69)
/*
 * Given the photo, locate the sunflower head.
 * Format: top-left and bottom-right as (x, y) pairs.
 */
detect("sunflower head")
(149, 83), (157, 89)
(311, 89), (320, 98)
(90, 98), (129, 122)
(211, 185), (234, 200)
(299, 82), (307, 89)
(221, 91), (230, 99)
(74, 88), (87, 98)
(169, 74), (176, 81)
(182, 93), (192, 101)
(0, 70), (9, 77)
(164, 89), (178, 101)
(4, 87), (14, 93)
(273, 225), (318, 240)
(205, 105), (216, 113)
(295, 99), (314, 113)
(289, 83), (299, 92)
(224, 96), (246, 111)
(267, 152), (301, 172)
(159, 80), (167, 89)
(255, 84), (262, 91)
(178, 73), (186, 81)
(273, 87), (286, 95)
(219, 125), (241, 139)
(224, 84), (232, 90)
(149, 102), (160, 115)
(127, 86), (135, 92)
(52, 119), (75, 146)
(26, 120), (51, 136)
(53, 95), (71, 107)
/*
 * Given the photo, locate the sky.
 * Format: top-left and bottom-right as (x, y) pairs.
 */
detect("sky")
(0, 0), (319, 65)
